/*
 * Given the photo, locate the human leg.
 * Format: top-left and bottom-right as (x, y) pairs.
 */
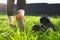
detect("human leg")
(16, 0), (26, 31)
(7, 0), (15, 25)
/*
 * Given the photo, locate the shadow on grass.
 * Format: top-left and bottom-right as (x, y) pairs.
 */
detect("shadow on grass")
(0, 12), (7, 15)
(0, 12), (60, 18)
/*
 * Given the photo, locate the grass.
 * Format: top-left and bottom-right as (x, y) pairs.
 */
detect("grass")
(0, 13), (60, 40)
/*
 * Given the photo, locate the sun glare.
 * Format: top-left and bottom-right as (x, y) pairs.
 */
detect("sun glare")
(0, 0), (7, 4)
(0, 0), (60, 4)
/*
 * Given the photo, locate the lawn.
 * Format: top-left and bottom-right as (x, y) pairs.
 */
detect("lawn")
(0, 13), (60, 40)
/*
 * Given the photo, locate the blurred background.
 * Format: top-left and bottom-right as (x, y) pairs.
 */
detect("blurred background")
(0, 0), (60, 15)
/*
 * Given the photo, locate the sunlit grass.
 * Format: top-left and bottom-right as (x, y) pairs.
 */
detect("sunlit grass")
(0, 13), (60, 40)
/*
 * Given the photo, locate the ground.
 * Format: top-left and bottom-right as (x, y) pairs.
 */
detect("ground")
(0, 13), (60, 40)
